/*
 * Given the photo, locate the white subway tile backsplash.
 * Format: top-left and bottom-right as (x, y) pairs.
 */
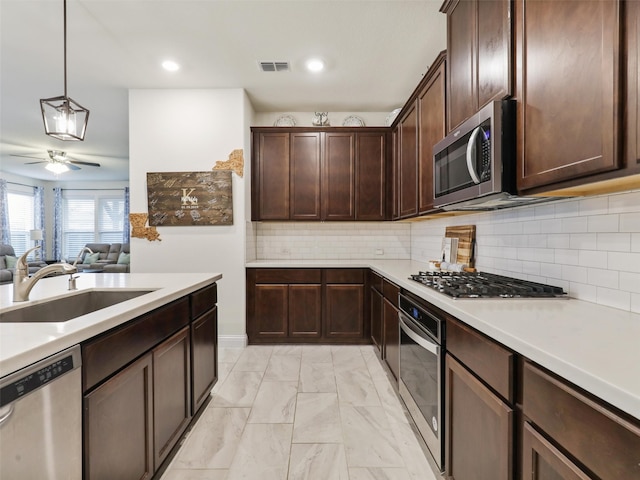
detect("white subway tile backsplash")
(596, 287), (630, 311)
(587, 214), (619, 232)
(620, 212), (640, 232)
(561, 216), (589, 233)
(596, 233), (631, 252)
(608, 252), (640, 273)
(252, 190), (640, 313)
(587, 268), (618, 289)
(620, 272), (640, 293)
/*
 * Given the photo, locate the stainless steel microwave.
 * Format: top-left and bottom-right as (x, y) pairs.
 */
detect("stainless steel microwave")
(432, 100), (552, 211)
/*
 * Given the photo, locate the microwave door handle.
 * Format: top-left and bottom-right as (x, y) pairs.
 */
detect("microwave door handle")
(466, 126), (482, 184)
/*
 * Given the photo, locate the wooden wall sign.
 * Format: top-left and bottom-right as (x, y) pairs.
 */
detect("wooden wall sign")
(146, 171), (233, 226)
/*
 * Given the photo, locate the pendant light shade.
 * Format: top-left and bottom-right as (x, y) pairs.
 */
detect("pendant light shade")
(40, 0), (89, 141)
(40, 96), (89, 141)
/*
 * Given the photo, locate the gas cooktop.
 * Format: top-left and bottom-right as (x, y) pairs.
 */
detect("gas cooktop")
(409, 271), (567, 299)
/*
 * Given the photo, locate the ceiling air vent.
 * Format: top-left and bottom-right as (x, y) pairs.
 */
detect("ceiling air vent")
(259, 61), (290, 72)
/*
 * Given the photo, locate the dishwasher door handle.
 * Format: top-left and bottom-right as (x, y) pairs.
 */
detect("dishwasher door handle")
(0, 404), (14, 427)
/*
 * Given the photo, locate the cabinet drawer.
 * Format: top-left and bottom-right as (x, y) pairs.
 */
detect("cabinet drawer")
(446, 319), (514, 403)
(83, 298), (190, 391)
(325, 268), (364, 284)
(382, 279), (399, 305)
(190, 283), (217, 319)
(523, 361), (640, 479)
(368, 270), (383, 292)
(254, 268), (322, 284)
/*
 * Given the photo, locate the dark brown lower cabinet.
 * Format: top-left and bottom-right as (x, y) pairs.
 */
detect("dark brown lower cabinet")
(522, 422), (591, 480)
(83, 283), (218, 480)
(382, 279), (400, 380)
(153, 326), (191, 468)
(191, 306), (218, 413)
(445, 354), (513, 480)
(84, 353), (154, 480)
(246, 268), (367, 344)
(370, 286), (383, 353)
(522, 361), (640, 480)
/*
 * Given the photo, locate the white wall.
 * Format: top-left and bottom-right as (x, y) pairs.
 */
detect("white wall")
(129, 89), (253, 341)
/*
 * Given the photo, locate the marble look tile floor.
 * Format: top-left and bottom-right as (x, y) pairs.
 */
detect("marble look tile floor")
(161, 345), (441, 480)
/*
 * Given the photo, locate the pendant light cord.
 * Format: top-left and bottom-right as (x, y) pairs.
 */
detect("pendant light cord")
(63, 0), (68, 98)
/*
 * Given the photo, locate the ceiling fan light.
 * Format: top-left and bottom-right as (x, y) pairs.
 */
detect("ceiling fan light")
(40, 96), (90, 141)
(45, 161), (70, 174)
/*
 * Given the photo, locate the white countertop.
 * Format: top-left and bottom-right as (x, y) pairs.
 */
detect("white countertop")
(0, 272), (222, 377)
(247, 259), (640, 421)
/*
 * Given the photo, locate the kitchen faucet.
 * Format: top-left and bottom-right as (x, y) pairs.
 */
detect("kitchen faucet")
(73, 246), (94, 267)
(13, 246), (77, 302)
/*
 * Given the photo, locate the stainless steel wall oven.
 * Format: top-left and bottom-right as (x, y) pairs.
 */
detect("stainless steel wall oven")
(398, 291), (445, 471)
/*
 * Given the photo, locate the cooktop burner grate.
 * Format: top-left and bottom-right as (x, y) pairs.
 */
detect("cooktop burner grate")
(409, 271), (567, 298)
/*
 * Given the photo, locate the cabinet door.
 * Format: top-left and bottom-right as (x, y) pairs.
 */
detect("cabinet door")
(477, 0), (511, 108)
(445, 354), (513, 480)
(324, 284), (365, 340)
(192, 307), (217, 413)
(383, 298), (399, 380)
(398, 101), (419, 218)
(290, 132), (321, 220)
(253, 284), (288, 340)
(356, 132), (386, 220)
(289, 284), (322, 338)
(84, 353), (153, 480)
(370, 287), (383, 353)
(522, 422), (591, 480)
(254, 132), (290, 220)
(516, 0), (621, 191)
(323, 132), (355, 220)
(391, 128), (400, 220)
(418, 57), (446, 214)
(627, 0), (640, 169)
(446, 0), (476, 132)
(153, 326), (191, 467)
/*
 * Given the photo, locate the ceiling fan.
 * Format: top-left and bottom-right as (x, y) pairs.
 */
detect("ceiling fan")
(11, 150), (101, 173)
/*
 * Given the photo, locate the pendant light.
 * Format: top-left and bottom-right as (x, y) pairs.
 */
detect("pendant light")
(40, 0), (89, 141)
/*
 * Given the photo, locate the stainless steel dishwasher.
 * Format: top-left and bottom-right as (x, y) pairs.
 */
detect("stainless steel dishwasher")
(0, 345), (82, 478)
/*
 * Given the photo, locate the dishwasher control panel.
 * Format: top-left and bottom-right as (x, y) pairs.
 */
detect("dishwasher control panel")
(0, 346), (81, 407)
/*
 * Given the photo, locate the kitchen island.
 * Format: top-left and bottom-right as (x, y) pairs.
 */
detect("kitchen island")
(0, 272), (222, 378)
(0, 271), (221, 480)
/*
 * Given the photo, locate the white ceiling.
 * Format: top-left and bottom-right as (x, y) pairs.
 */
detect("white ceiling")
(0, 0), (446, 182)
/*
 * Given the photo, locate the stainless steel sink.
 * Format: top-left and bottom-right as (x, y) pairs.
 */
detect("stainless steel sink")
(0, 290), (155, 323)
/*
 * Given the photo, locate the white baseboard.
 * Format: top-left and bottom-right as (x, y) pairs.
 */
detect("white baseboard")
(218, 334), (248, 348)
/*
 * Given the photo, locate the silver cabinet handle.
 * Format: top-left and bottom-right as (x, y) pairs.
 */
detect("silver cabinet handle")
(465, 126), (482, 184)
(0, 404), (14, 427)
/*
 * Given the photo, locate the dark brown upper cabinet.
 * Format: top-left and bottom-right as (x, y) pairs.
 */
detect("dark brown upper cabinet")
(251, 127), (388, 221)
(397, 101), (419, 219)
(441, 0), (512, 133)
(418, 53), (447, 215)
(515, 0), (623, 192)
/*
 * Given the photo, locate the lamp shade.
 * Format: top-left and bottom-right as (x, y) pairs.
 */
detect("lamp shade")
(40, 95), (90, 141)
(30, 229), (43, 241)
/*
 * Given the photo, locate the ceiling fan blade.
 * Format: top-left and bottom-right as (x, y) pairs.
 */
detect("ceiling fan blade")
(68, 160), (101, 167)
(67, 163), (82, 171)
(11, 154), (46, 160)
(24, 160), (48, 165)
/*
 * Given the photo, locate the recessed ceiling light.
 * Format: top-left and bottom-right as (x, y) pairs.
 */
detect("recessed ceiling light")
(162, 60), (180, 72)
(306, 58), (325, 73)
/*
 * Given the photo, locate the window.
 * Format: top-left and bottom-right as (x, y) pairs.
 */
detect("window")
(62, 190), (125, 260)
(7, 187), (35, 256)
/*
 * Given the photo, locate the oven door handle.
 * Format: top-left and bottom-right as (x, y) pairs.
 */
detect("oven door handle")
(399, 315), (439, 355)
